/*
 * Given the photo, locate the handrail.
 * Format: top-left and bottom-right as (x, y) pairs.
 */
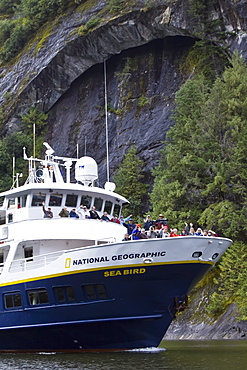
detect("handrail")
(9, 251), (64, 273)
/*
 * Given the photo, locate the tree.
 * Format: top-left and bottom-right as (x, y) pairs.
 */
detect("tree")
(21, 106), (48, 156)
(150, 74), (210, 228)
(151, 52), (247, 239)
(0, 131), (32, 191)
(113, 146), (148, 218)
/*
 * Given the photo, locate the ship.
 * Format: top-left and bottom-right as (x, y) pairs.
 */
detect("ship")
(0, 143), (232, 352)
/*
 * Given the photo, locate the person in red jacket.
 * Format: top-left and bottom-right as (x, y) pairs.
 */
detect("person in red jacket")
(170, 228), (179, 237)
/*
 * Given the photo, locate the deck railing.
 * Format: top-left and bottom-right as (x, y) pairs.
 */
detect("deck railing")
(9, 251), (64, 273)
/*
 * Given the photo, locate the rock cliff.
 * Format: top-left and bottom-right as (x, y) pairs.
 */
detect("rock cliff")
(1, 0), (247, 183)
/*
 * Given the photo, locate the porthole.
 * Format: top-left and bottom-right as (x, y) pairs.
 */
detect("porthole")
(192, 251), (202, 258)
(212, 253), (219, 260)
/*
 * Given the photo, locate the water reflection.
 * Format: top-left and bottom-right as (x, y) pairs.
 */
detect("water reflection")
(0, 340), (246, 370)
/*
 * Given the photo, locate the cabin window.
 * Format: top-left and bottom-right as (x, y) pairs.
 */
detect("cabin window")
(0, 249), (4, 265)
(113, 204), (121, 216)
(18, 196), (27, 208)
(53, 286), (75, 303)
(27, 289), (49, 305)
(82, 285), (96, 301)
(18, 195), (27, 208)
(80, 195), (92, 209)
(65, 194), (78, 208)
(49, 194), (62, 207)
(82, 284), (107, 301)
(0, 212), (5, 226)
(93, 197), (103, 212)
(31, 193), (46, 206)
(96, 284), (107, 299)
(7, 198), (15, 209)
(0, 196), (5, 207)
(24, 246), (33, 261)
(104, 201), (113, 215)
(4, 292), (22, 309)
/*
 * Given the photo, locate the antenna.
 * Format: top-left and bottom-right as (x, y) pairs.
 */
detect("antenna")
(33, 123), (36, 158)
(104, 60), (110, 183)
(12, 156), (15, 187)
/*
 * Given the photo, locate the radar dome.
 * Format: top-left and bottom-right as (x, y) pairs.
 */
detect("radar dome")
(75, 157), (98, 186)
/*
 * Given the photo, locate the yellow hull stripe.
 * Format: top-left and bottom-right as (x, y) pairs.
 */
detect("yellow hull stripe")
(0, 259), (214, 288)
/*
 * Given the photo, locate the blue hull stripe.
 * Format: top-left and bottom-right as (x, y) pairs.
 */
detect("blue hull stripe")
(0, 314), (163, 331)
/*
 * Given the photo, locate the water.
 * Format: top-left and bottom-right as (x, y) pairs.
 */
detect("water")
(0, 340), (246, 370)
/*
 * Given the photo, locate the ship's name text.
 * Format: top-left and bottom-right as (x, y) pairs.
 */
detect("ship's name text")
(104, 268), (146, 277)
(72, 251), (166, 266)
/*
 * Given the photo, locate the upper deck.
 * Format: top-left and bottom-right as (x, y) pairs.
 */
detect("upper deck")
(0, 143), (128, 226)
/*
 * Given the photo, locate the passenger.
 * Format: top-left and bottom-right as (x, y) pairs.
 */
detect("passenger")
(203, 229), (208, 236)
(123, 218), (136, 236)
(170, 228), (179, 237)
(59, 207), (69, 217)
(132, 224), (141, 240)
(77, 205), (90, 219)
(155, 214), (168, 230)
(147, 226), (157, 239)
(119, 214), (132, 225)
(185, 222), (194, 235)
(42, 202), (53, 218)
(138, 228), (148, 239)
(119, 215), (125, 225)
(179, 229), (187, 236)
(143, 215), (154, 231)
(122, 233), (130, 241)
(101, 212), (110, 222)
(189, 227), (195, 235)
(89, 206), (100, 220)
(195, 228), (203, 236)
(160, 224), (170, 238)
(208, 230), (217, 237)
(69, 209), (79, 218)
(110, 215), (120, 224)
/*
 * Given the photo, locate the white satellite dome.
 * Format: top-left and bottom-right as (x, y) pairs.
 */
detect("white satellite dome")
(75, 157), (98, 186)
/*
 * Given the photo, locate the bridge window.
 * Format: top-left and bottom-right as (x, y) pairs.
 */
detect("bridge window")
(31, 193), (46, 206)
(0, 196), (5, 207)
(7, 198), (15, 209)
(49, 194), (62, 207)
(94, 198), (103, 212)
(104, 201), (113, 215)
(18, 195), (27, 208)
(113, 204), (121, 216)
(4, 292), (22, 309)
(27, 289), (49, 305)
(65, 194), (78, 207)
(80, 195), (92, 209)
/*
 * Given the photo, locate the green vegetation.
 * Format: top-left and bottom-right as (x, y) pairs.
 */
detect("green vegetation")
(0, 106), (48, 191)
(151, 53), (247, 240)
(138, 95), (149, 108)
(21, 106), (48, 156)
(151, 52), (247, 320)
(114, 146), (148, 218)
(0, 0), (85, 64)
(207, 242), (247, 320)
(106, 0), (125, 14)
(0, 131), (32, 190)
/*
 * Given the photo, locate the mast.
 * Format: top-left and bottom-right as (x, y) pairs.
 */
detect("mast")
(104, 60), (110, 183)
